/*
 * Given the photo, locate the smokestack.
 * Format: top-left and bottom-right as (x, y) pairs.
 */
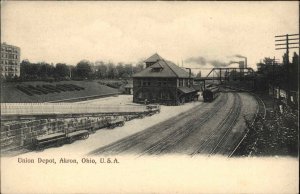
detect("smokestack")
(233, 55), (247, 68)
(238, 61), (245, 68)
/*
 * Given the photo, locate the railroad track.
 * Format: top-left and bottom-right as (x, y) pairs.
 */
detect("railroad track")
(89, 98), (216, 155)
(208, 94), (242, 156)
(228, 93), (266, 157)
(139, 93), (229, 155)
(189, 93), (242, 156)
(90, 93), (229, 155)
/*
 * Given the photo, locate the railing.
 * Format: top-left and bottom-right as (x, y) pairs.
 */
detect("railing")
(1, 103), (149, 116)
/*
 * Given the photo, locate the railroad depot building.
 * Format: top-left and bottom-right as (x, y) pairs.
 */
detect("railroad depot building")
(132, 53), (197, 105)
(1, 42), (21, 78)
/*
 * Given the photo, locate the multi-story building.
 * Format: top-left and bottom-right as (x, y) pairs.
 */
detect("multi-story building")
(133, 53), (197, 105)
(1, 42), (21, 78)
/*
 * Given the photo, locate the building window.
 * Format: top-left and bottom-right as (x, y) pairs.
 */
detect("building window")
(179, 79), (183, 87)
(142, 79), (151, 86)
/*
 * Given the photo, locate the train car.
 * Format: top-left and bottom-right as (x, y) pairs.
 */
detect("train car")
(202, 85), (220, 102)
(107, 116), (125, 129)
(32, 132), (66, 150)
(66, 130), (89, 143)
(146, 104), (161, 115)
(32, 129), (90, 150)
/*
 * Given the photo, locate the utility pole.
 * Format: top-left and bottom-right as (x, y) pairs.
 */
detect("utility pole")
(275, 33), (299, 64)
(275, 33), (299, 109)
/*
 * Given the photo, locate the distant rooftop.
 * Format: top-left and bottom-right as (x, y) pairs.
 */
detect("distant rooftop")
(1, 42), (20, 49)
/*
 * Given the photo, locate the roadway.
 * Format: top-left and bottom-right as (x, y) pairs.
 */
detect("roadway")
(90, 92), (258, 156)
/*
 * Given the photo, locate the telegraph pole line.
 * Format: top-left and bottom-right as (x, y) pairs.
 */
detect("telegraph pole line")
(274, 33), (299, 108)
(275, 33), (299, 64)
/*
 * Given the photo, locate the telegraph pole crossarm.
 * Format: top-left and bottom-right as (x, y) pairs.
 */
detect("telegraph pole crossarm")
(275, 33), (299, 64)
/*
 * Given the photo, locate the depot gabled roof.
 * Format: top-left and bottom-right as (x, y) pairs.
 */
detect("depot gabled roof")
(144, 53), (164, 63)
(133, 54), (191, 78)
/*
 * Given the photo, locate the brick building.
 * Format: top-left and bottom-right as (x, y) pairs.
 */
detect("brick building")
(133, 53), (197, 105)
(1, 43), (21, 78)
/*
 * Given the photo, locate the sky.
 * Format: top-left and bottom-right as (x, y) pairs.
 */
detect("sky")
(1, 1), (299, 73)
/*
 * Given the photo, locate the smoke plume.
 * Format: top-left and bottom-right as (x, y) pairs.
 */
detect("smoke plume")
(185, 56), (207, 66)
(233, 54), (246, 59)
(185, 56), (231, 67)
(209, 60), (229, 68)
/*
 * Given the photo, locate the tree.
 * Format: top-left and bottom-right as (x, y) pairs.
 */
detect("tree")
(38, 62), (54, 78)
(107, 63), (117, 79)
(133, 61), (144, 74)
(20, 59), (31, 78)
(76, 60), (92, 78)
(123, 64), (133, 78)
(96, 62), (108, 79)
(55, 63), (69, 78)
(20, 60), (39, 79)
(116, 63), (125, 78)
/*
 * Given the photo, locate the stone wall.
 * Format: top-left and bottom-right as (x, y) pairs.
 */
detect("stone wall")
(1, 117), (108, 152)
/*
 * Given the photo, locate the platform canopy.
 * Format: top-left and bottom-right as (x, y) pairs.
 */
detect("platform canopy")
(178, 87), (196, 94)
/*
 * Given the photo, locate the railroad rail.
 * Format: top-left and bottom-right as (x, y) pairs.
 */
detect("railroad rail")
(228, 92), (266, 157)
(208, 94), (242, 156)
(138, 93), (229, 155)
(90, 93), (231, 156)
(189, 93), (241, 156)
(89, 99), (216, 155)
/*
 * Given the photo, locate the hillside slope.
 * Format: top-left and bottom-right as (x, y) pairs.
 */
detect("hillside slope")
(1, 80), (120, 103)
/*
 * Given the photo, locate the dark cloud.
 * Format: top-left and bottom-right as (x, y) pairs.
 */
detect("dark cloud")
(184, 56), (207, 66)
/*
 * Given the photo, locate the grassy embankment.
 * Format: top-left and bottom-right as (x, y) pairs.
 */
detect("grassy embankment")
(235, 92), (298, 157)
(1, 80), (123, 103)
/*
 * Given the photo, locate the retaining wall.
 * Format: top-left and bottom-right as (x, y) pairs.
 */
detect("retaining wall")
(1, 117), (108, 152)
